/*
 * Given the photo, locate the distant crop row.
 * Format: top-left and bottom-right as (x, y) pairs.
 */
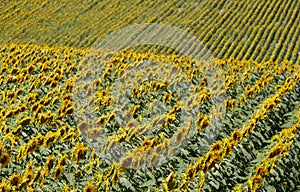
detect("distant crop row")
(0, 0), (299, 63)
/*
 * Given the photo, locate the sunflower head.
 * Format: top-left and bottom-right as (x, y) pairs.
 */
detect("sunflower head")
(54, 164), (64, 179)
(32, 166), (42, 184)
(83, 182), (96, 192)
(0, 179), (8, 192)
(74, 170), (82, 177)
(78, 121), (90, 133)
(9, 173), (22, 186)
(44, 132), (58, 148)
(58, 153), (68, 166)
(45, 154), (55, 174)
(148, 152), (159, 167)
(18, 117), (31, 127)
(120, 156), (133, 168)
(0, 152), (10, 168)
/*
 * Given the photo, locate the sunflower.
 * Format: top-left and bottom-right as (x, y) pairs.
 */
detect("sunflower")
(0, 152), (10, 168)
(95, 172), (103, 188)
(51, 96), (60, 105)
(268, 144), (283, 159)
(195, 112), (208, 131)
(26, 139), (38, 155)
(32, 166), (42, 184)
(73, 143), (88, 163)
(249, 175), (263, 191)
(22, 169), (34, 189)
(120, 156), (133, 168)
(224, 140), (233, 157)
(16, 87), (24, 96)
(58, 153), (68, 166)
(186, 164), (196, 181)
(34, 105), (44, 119)
(211, 141), (223, 153)
(54, 164), (64, 179)
(44, 132), (59, 148)
(9, 173), (22, 187)
(39, 170), (46, 188)
(0, 179), (8, 192)
(65, 106), (74, 115)
(174, 125), (190, 146)
(58, 126), (67, 136)
(11, 125), (22, 135)
(49, 79), (58, 88)
(149, 152), (159, 167)
(84, 182), (96, 192)
(194, 158), (204, 173)
(17, 102), (27, 112)
(155, 144), (164, 154)
(16, 145), (26, 161)
(25, 161), (34, 174)
(105, 163), (116, 179)
(63, 184), (69, 192)
(231, 130), (241, 145)
(131, 105), (140, 116)
(164, 114), (176, 127)
(18, 117), (31, 127)
(7, 90), (15, 99)
(35, 133), (45, 147)
(41, 97), (52, 106)
(5, 110), (14, 118)
(255, 165), (268, 177)
(45, 154), (55, 175)
(163, 172), (176, 191)
(74, 170), (82, 177)
(78, 121), (90, 133)
(61, 132), (74, 142)
(27, 93), (38, 103)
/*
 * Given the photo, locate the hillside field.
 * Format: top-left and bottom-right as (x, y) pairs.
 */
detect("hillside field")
(0, 0), (299, 191)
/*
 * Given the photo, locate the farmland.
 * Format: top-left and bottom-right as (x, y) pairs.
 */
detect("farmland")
(0, 0), (300, 192)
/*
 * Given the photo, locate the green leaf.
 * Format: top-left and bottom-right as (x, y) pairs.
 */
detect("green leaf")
(265, 185), (276, 192)
(209, 180), (220, 189)
(21, 131), (27, 137)
(252, 153), (265, 165)
(146, 170), (155, 180)
(140, 179), (155, 187)
(65, 173), (75, 186)
(238, 145), (252, 160)
(119, 177), (135, 191)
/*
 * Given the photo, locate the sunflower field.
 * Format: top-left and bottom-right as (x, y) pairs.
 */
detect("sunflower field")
(0, 0), (300, 192)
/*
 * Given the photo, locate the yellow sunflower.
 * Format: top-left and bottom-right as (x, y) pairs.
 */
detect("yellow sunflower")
(0, 152), (10, 168)
(83, 182), (96, 192)
(54, 164), (64, 179)
(9, 173), (22, 187)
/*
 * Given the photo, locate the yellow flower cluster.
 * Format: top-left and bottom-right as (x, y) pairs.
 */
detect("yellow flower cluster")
(245, 113), (300, 192)
(166, 68), (300, 191)
(0, 40), (299, 191)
